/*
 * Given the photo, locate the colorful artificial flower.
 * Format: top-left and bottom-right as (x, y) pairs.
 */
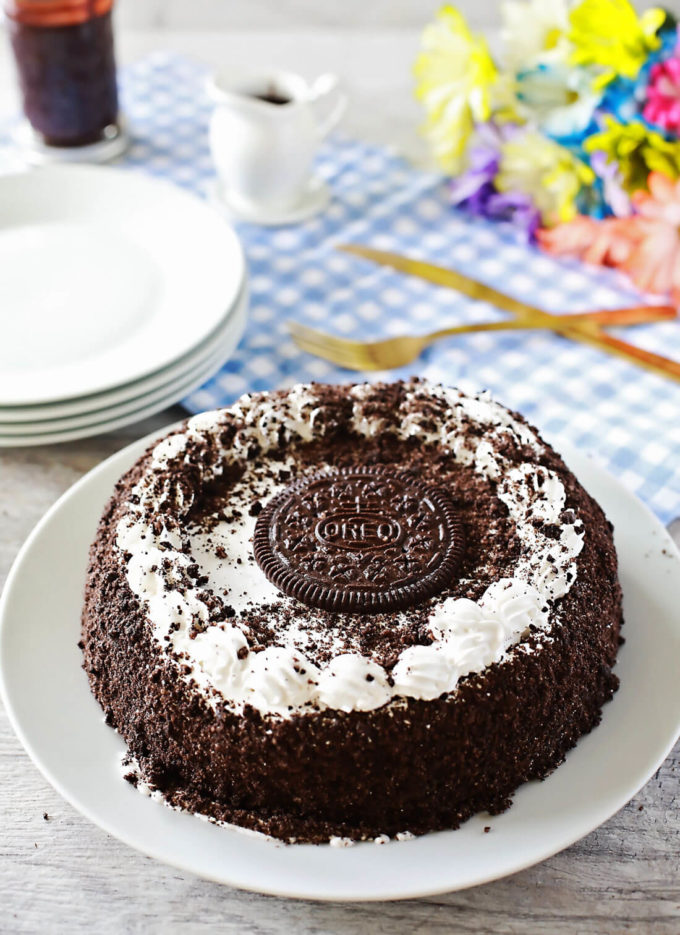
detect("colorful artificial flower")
(589, 149), (633, 216)
(448, 123), (505, 206)
(584, 117), (680, 193)
(598, 24), (680, 124)
(625, 171), (680, 301)
(495, 130), (595, 225)
(644, 54), (680, 134)
(414, 6), (500, 172)
(538, 172), (680, 303)
(537, 214), (641, 265)
(500, 0), (570, 71)
(633, 169), (680, 226)
(480, 190), (542, 238)
(568, 0), (666, 88)
(448, 121), (517, 195)
(414, 3), (680, 304)
(515, 62), (601, 141)
(449, 124), (541, 238)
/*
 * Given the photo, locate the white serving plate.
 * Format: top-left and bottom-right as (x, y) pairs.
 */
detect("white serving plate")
(0, 287), (247, 446)
(0, 277), (247, 423)
(0, 280), (248, 432)
(0, 166), (245, 406)
(1, 441), (679, 900)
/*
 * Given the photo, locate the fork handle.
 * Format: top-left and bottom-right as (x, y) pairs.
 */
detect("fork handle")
(509, 305), (680, 381)
(564, 327), (680, 382)
(565, 305), (676, 326)
(426, 318), (680, 383)
(428, 313), (569, 341)
(339, 245), (677, 328)
(426, 307), (676, 344)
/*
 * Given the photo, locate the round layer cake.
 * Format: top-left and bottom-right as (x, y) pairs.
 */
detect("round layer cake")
(81, 380), (622, 843)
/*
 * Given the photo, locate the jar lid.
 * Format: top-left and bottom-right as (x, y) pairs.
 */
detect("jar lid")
(4, 0), (113, 27)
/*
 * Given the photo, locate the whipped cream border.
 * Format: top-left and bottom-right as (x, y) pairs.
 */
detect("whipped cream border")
(115, 382), (584, 717)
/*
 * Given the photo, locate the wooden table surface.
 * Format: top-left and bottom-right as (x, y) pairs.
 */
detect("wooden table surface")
(1, 28), (679, 935)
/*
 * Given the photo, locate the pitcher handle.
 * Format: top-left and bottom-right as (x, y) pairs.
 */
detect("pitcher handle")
(311, 74), (347, 139)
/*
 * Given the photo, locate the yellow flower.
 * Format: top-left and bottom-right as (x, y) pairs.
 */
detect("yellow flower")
(501, 0), (571, 71)
(568, 0), (666, 88)
(496, 131), (595, 226)
(585, 117), (680, 193)
(414, 5), (500, 172)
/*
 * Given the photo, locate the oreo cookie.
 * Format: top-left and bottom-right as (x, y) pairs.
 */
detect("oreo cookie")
(253, 465), (464, 614)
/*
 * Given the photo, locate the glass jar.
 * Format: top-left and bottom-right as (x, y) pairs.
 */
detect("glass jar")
(4, 0), (119, 147)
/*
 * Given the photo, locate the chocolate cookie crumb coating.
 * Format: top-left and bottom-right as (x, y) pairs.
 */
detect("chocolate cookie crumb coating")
(81, 380), (622, 844)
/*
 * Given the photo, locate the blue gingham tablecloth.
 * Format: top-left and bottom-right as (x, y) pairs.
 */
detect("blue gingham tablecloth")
(2, 53), (679, 523)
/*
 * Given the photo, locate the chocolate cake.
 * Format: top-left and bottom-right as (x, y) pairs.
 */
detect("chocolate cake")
(81, 380), (622, 843)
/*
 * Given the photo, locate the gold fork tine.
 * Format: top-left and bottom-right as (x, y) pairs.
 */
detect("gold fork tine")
(294, 343), (373, 369)
(288, 319), (538, 371)
(288, 325), (366, 364)
(288, 325), (375, 368)
(290, 340), (359, 368)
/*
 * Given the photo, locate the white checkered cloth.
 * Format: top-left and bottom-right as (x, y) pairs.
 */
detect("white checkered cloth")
(2, 52), (679, 523)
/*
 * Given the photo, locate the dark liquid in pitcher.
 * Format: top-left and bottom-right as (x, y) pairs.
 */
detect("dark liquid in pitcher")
(252, 91), (291, 106)
(7, 6), (118, 147)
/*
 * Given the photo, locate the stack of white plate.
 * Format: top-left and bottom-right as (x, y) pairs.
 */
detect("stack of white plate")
(0, 166), (248, 446)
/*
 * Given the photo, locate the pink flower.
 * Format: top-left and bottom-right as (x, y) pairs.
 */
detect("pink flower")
(625, 172), (680, 303)
(631, 171), (680, 226)
(537, 173), (680, 306)
(537, 215), (641, 267)
(644, 56), (680, 134)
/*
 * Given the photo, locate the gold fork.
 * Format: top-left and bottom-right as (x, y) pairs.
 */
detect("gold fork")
(287, 244), (679, 380)
(288, 309), (676, 372)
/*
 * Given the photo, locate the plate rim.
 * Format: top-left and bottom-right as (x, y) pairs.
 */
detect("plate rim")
(0, 280), (249, 432)
(0, 166), (246, 406)
(0, 276), (247, 422)
(1, 434), (679, 901)
(0, 292), (247, 447)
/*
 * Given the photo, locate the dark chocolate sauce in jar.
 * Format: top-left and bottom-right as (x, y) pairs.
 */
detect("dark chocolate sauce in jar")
(5, 0), (119, 147)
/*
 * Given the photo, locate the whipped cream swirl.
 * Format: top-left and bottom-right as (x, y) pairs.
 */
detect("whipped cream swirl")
(116, 382), (584, 717)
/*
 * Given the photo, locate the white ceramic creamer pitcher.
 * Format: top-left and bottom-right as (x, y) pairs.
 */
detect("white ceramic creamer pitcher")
(207, 70), (346, 223)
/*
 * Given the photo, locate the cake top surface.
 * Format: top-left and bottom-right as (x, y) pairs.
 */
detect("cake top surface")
(114, 379), (585, 718)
